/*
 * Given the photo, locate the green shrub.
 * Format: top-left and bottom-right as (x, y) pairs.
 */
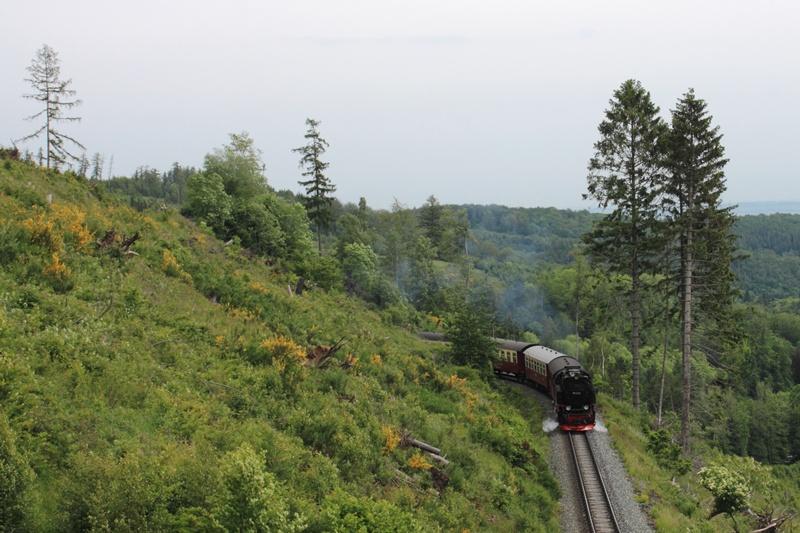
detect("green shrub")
(185, 172), (232, 232)
(697, 465), (750, 517)
(318, 491), (425, 533)
(300, 254), (342, 291)
(0, 414), (32, 532)
(213, 443), (306, 532)
(646, 428), (690, 475)
(228, 199), (285, 257)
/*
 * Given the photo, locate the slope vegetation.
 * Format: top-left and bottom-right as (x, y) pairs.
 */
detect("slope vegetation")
(0, 160), (558, 532)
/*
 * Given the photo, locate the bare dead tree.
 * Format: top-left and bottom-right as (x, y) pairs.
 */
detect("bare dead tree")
(18, 44), (84, 170)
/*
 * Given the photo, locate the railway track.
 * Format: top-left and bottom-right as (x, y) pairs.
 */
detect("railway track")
(568, 431), (620, 533)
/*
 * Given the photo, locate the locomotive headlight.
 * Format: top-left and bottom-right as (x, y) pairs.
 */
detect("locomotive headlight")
(565, 406), (571, 411)
(583, 405), (588, 410)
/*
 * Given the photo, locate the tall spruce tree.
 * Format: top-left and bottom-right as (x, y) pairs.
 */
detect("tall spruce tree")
(18, 44), (84, 170)
(293, 118), (336, 252)
(583, 79), (667, 409)
(662, 89), (735, 451)
(419, 195), (444, 249)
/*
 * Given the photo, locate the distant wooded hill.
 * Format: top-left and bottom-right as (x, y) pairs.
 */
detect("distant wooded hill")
(733, 201), (800, 215)
(460, 205), (800, 302)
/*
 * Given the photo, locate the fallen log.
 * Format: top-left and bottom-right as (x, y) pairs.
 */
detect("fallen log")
(418, 331), (447, 342)
(405, 437), (442, 456)
(392, 468), (419, 488)
(427, 453), (449, 466)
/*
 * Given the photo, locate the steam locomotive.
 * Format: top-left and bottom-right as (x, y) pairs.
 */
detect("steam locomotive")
(492, 340), (596, 431)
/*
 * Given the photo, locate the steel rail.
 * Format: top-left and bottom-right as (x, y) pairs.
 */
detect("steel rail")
(568, 431), (621, 533)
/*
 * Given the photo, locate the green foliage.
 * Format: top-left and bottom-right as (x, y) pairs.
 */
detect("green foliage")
(646, 428), (690, 475)
(583, 79), (668, 409)
(184, 136), (315, 269)
(204, 132), (267, 198)
(584, 79), (666, 274)
(446, 300), (495, 372)
(229, 199), (285, 257)
(342, 242), (379, 297)
(697, 465), (750, 517)
(0, 414), (31, 533)
(769, 312), (800, 345)
(299, 254), (342, 291)
(418, 195), (444, 251)
(0, 160), (559, 531)
(293, 118), (336, 249)
(214, 443), (306, 532)
(341, 242), (401, 307)
(186, 171), (232, 232)
(263, 194), (314, 265)
(103, 163), (196, 208)
(319, 491), (424, 532)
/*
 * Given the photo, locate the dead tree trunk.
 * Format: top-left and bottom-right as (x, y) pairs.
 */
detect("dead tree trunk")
(657, 323), (668, 428)
(680, 208), (694, 452)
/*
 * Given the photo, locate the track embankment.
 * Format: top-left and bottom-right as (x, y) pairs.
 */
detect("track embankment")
(501, 381), (653, 533)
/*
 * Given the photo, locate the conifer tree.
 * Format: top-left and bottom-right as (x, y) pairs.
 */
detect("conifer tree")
(18, 44), (84, 170)
(447, 299), (496, 372)
(662, 89), (735, 451)
(583, 79), (667, 409)
(419, 195), (444, 249)
(293, 118), (336, 252)
(357, 197), (368, 222)
(91, 153), (104, 180)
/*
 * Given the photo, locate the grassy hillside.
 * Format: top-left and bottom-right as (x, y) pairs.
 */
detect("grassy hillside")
(598, 395), (800, 532)
(0, 160), (558, 532)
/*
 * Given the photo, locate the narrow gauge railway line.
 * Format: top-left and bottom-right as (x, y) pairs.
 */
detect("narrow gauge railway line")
(568, 431), (620, 533)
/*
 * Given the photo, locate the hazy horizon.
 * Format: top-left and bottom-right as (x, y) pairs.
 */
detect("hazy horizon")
(2, 1), (798, 209)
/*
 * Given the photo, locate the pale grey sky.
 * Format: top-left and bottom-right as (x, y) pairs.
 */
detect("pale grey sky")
(1, 1), (798, 209)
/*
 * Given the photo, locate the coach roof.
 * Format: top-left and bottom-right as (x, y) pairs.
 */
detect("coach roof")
(523, 345), (570, 365)
(494, 338), (536, 353)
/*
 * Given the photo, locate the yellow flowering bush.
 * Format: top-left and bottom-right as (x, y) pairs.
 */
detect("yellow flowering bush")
(381, 425), (400, 454)
(51, 203), (92, 250)
(445, 374), (467, 390)
(21, 203), (94, 253)
(248, 281), (269, 295)
(22, 211), (61, 251)
(408, 452), (432, 470)
(161, 249), (192, 282)
(259, 336), (308, 392)
(260, 336), (306, 373)
(228, 307), (258, 321)
(444, 374), (478, 419)
(43, 252), (70, 280)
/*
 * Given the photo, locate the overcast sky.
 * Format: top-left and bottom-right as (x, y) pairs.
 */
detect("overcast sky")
(2, 1), (798, 209)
